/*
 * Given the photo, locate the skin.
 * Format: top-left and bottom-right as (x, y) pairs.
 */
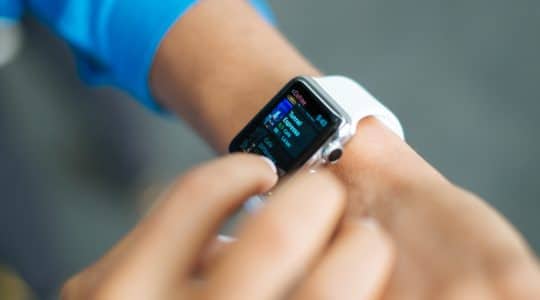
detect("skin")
(61, 155), (394, 300)
(63, 0), (540, 299)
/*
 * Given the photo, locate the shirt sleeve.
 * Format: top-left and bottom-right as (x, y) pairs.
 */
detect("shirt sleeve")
(0, 0), (23, 19)
(14, 0), (274, 110)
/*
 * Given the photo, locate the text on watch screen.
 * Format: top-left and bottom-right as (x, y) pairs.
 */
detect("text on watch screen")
(230, 81), (339, 174)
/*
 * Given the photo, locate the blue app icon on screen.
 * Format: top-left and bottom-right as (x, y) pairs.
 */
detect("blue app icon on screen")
(264, 98), (293, 128)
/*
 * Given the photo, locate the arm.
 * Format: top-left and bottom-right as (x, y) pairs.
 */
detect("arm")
(14, 0), (270, 109)
(150, 0), (445, 209)
(150, 1), (540, 298)
(151, 0), (318, 151)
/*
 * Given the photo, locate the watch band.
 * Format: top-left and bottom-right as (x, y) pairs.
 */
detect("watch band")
(312, 76), (405, 140)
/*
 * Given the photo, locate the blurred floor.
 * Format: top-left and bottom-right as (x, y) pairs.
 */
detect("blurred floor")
(0, 0), (539, 297)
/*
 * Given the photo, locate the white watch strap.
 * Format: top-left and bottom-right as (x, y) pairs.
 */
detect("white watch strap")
(313, 76), (405, 140)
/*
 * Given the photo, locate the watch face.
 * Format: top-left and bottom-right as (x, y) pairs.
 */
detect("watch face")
(229, 77), (342, 175)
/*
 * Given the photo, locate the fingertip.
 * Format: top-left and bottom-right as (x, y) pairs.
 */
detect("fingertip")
(250, 155), (279, 191)
(211, 153), (279, 192)
(229, 153), (278, 175)
(255, 156), (279, 191)
(259, 156), (278, 176)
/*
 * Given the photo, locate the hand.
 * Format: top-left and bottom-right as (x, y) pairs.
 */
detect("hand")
(332, 118), (540, 299)
(61, 154), (394, 300)
(150, 0), (539, 297)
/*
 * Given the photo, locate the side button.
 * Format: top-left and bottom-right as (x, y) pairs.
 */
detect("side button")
(323, 141), (344, 164)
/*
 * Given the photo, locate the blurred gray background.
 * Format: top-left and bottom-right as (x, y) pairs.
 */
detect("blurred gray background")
(0, 0), (539, 297)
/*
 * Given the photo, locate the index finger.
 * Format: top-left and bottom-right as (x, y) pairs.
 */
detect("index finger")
(203, 170), (347, 300)
(113, 154), (278, 281)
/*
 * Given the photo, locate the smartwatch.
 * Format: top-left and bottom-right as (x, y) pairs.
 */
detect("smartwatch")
(229, 75), (404, 177)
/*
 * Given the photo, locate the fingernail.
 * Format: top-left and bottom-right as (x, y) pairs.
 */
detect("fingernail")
(260, 156), (277, 175)
(243, 195), (266, 213)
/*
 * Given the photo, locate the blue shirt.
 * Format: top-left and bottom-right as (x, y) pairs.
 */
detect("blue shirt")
(0, 0), (273, 110)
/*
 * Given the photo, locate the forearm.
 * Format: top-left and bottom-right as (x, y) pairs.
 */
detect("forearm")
(151, 0), (319, 151)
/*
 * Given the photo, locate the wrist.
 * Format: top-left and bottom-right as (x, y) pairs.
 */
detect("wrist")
(330, 117), (449, 216)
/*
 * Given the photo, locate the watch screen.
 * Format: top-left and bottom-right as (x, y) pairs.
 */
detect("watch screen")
(229, 78), (341, 175)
